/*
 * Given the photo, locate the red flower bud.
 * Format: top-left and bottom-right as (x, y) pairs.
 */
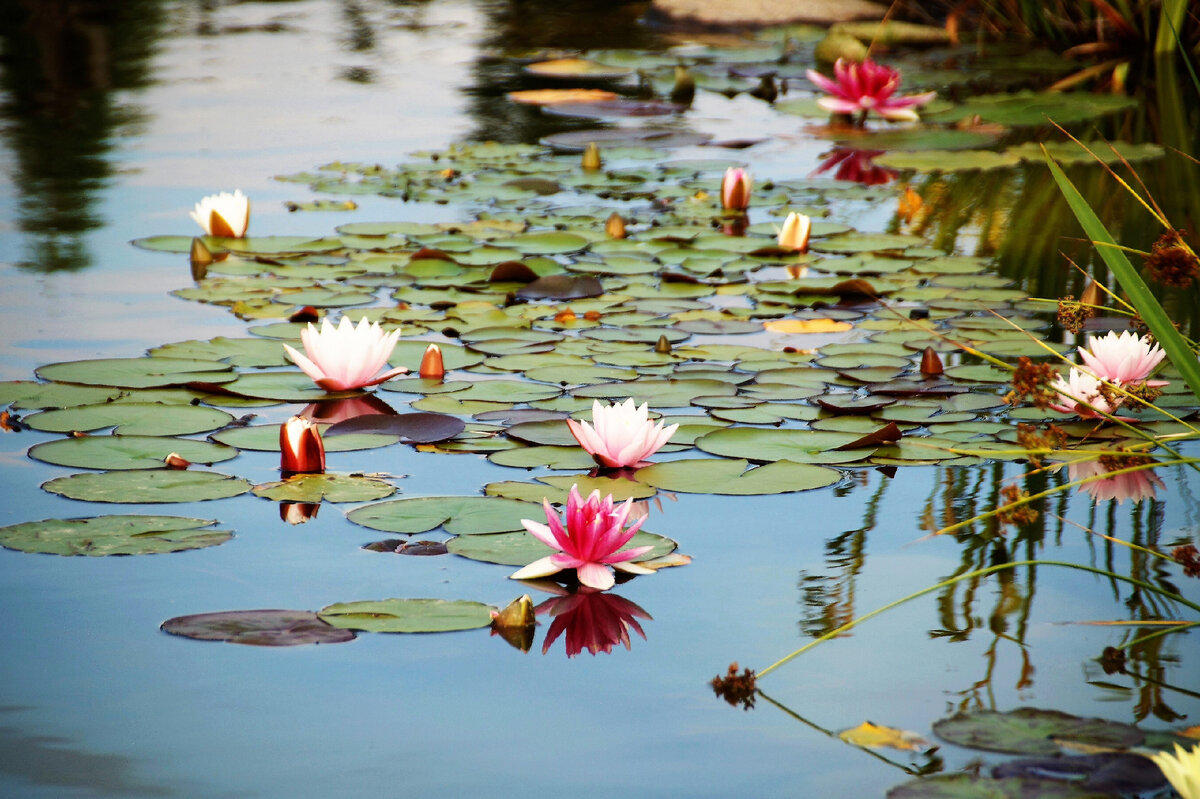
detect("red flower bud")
(280, 416), (325, 474)
(419, 343), (445, 380)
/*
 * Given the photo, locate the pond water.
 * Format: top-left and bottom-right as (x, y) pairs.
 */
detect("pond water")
(1, 2), (1198, 798)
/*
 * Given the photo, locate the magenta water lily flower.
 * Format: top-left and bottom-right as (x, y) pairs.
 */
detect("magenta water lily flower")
(510, 485), (656, 591)
(567, 398), (679, 469)
(806, 58), (935, 123)
(283, 316), (408, 391)
(1078, 331), (1166, 385)
(190, 189), (250, 237)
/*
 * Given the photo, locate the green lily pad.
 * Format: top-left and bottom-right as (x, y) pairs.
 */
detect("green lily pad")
(318, 598), (494, 633)
(488, 446), (598, 469)
(923, 89), (1137, 127)
(0, 381), (123, 410)
(161, 610), (356, 646)
(252, 473), (397, 503)
(636, 458), (840, 495)
(812, 233), (926, 253)
(0, 515), (231, 556)
(43, 470), (253, 503)
(574, 379), (737, 408)
(150, 337), (296, 368)
(25, 403), (234, 436)
(209, 424), (398, 452)
(36, 358), (235, 389)
(696, 427), (875, 464)
(346, 496), (542, 535)
(447, 528), (676, 567)
(29, 436), (238, 470)
(932, 708), (1143, 756)
(212, 372), (365, 402)
(875, 149), (1022, 172)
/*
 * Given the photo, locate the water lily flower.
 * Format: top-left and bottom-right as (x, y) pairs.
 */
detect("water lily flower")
(283, 316), (408, 391)
(1067, 458), (1164, 504)
(280, 502), (320, 525)
(280, 415), (325, 473)
(1078, 330), (1166, 385)
(566, 398), (678, 469)
(535, 588), (652, 657)
(190, 189), (250, 237)
(419, 343), (445, 380)
(1147, 742), (1200, 799)
(806, 58), (935, 123)
(778, 212), (812, 253)
(510, 485), (655, 591)
(1047, 368), (1121, 419)
(720, 167), (752, 212)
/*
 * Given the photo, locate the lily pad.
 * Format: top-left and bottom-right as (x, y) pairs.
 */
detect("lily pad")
(932, 708), (1143, 755)
(636, 458), (840, 495)
(29, 436), (238, 471)
(346, 496), (542, 535)
(887, 774), (1121, 799)
(161, 610), (356, 646)
(0, 515), (231, 556)
(36, 357), (235, 389)
(324, 412), (465, 443)
(43, 470), (253, 503)
(0, 381), (122, 410)
(318, 598), (494, 633)
(209, 424), (398, 452)
(252, 473), (397, 503)
(696, 427), (875, 464)
(25, 403), (234, 436)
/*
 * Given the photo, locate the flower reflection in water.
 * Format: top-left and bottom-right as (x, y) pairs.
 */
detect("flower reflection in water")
(535, 586), (652, 658)
(1068, 457), (1164, 505)
(279, 502), (320, 525)
(299, 394), (398, 425)
(811, 148), (896, 186)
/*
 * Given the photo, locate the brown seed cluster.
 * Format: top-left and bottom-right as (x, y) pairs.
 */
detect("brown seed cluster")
(1006, 357), (1058, 408)
(1056, 295), (1095, 334)
(996, 484), (1038, 528)
(711, 662), (757, 710)
(1172, 544), (1200, 578)
(1016, 423), (1067, 466)
(1099, 646), (1127, 675)
(1144, 231), (1199, 289)
(1097, 451), (1155, 473)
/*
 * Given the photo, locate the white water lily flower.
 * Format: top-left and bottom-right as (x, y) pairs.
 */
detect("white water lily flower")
(190, 189), (250, 237)
(566, 398), (678, 469)
(283, 316), (408, 391)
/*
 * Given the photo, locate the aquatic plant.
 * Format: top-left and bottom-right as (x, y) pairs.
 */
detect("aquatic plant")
(1067, 457), (1164, 504)
(1078, 330), (1166, 385)
(777, 212), (812, 253)
(279, 416), (325, 474)
(510, 485), (655, 591)
(805, 58), (935, 124)
(283, 316), (408, 391)
(536, 588), (651, 657)
(719, 167), (751, 212)
(1147, 741), (1200, 799)
(566, 398), (678, 469)
(418, 343), (445, 380)
(190, 189), (250, 238)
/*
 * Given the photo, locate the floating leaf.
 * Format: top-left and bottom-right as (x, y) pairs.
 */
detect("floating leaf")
(324, 412), (465, 443)
(210, 424), (398, 452)
(318, 598), (494, 633)
(162, 610), (356, 646)
(839, 721), (932, 752)
(346, 496), (542, 535)
(932, 708), (1143, 755)
(992, 753), (1166, 795)
(35, 357), (235, 389)
(25, 403), (234, 436)
(43, 470), (252, 503)
(29, 436), (238, 471)
(507, 88), (619, 105)
(523, 58), (633, 79)
(251, 473), (396, 503)
(696, 427), (875, 464)
(874, 149), (1022, 172)
(762, 318), (854, 334)
(887, 774), (1120, 799)
(0, 381), (122, 410)
(0, 515), (230, 556)
(635, 458), (839, 495)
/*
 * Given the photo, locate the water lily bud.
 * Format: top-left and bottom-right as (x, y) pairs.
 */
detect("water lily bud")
(720, 167), (752, 212)
(190, 189), (250, 238)
(1079, 280), (1103, 308)
(581, 142), (602, 171)
(605, 212), (626, 239)
(655, 335), (672, 354)
(189, 237), (213, 271)
(164, 452), (191, 469)
(419, 343), (445, 380)
(280, 416), (325, 474)
(670, 65), (695, 105)
(778, 212), (811, 253)
(920, 346), (944, 377)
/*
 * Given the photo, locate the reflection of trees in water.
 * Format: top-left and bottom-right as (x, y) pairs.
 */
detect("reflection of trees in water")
(463, 0), (663, 143)
(0, 0), (163, 271)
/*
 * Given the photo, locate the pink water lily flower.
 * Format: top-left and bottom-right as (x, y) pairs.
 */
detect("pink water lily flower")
(1078, 331), (1166, 385)
(566, 398), (679, 469)
(283, 316), (408, 391)
(720, 167), (752, 212)
(510, 485), (655, 591)
(806, 58), (935, 123)
(1068, 458), (1164, 505)
(190, 189), (250, 237)
(1047, 368), (1122, 419)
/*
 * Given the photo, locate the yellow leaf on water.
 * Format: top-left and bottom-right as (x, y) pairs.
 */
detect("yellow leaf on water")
(1179, 725), (1200, 740)
(838, 721), (931, 752)
(762, 318), (853, 334)
(506, 88), (619, 106)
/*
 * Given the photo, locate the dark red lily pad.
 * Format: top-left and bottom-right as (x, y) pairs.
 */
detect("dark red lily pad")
(542, 99), (686, 118)
(324, 412), (466, 443)
(871, 380), (968, 397)
(515, 274), (604, 300)
(161, 609), (356, 646)
(489, 262), (540, 283)
(992, 753), (1166, 794)
(816, 395), (895, 414)
(474, 409), (571, 424)
(932, 708), (1143, 755)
